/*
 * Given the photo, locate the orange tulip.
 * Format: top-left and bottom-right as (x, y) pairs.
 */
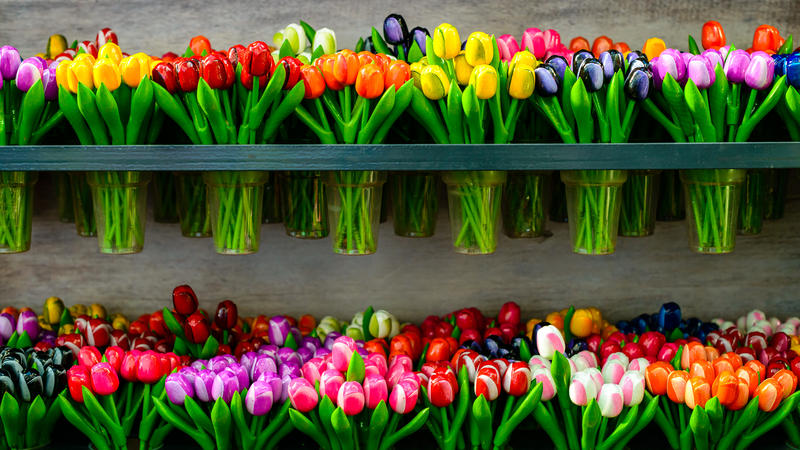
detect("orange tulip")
(545, 312), (564, 331)
(756, 378), (783, 412)
(601, 325), (618, 340)
(318, 56), (343, 91)
(728, 380), (750, 410)
(190, 35), (212, 56)
(690, 361), (715, 385)
(704, 346), (720, 361)
(745, 360), (766, 383)
(526, 319), (541, 339)
(712, 357), (735, 379)
(333, 50), (360, 85)
(772, 369), (797, 400)
(723, 352), (743, 370)
(375, 53), (393, 73)
(356, 51), (377, 67)
(752, 25), (782, 53)
(299, 314), (316, 331)
(642, 37), (666, 61)
(355, 64), (385, 99)
(251, 315), (269, 334)
(570, 309), (594, 338)
(299, 65), (325, 99)
(645, 361), (673, 395)
(701, 21), (726, 50)
(569, 36), (590, 52)
(384, 60), (410, 91)
(681, 342), (706, 369)
(592, 36), (613, 57)
(711, 371), (739, 406)
(736, 366), (760, 397)
(685, 376), (711, 409)
(364, 339), (388, 358)
(612, 42), (630, 54)
(667, 370), (690, 403)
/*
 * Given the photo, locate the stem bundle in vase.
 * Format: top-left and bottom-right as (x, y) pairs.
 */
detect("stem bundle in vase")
(644, 47), (786, 253)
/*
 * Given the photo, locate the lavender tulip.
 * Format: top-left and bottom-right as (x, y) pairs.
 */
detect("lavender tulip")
(324, 332), (342, 350)
(190, 359), (208, 371)
(179, 367), (199, 385)
(280, 374), (293, 403)
(279, 362), (301, 379)
(277, 347), (301, 366)
(719, 45), (731, 61)
(724, 50), (751, 84)
(240, 352), (258, 375)
(194, 370), (216, 402)
(383, 14), (409, 45)
(245, 380), (274, 415)
(626, 50), (647, 64)
(535, 64), (560, 97)
(577, 58), (604, 92)
(687, 55), (714, 89)
(302, 337), (320, 353)
(315, 348), (331, 358)
(208, 356), (228, 373)
(702, 49), (724, 72)
(545, 55), (568, 80)
(681, 52), (693, 72)
(211, 369), (240, 403)
(251, 354), (278, 382)
(0, 314), (15, 340)
(599, 50), (623, 81)
(268, 316), (291, 347)
(165, 372), (195, 405)
(42, 66), (58, 101)
(258, 344), (278, 359)
(16, 311), (39, 339)
(745, 51), (775, 90)
(410, 27), (429, 55)
(227, 364), (249, 389)
(0, 46), (21, 80)
(258, 371), (283, 399)
(572, 50), (594, 73)
(15, 59), (42, 93)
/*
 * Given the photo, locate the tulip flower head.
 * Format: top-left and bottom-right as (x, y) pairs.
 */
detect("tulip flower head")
(597, 384), (624, 417)
(469, 64), (498, 99)
(355, 63), (384, 99)
(465, 32), (494, 66)
(313, 28), (337, 56)
(497, 35), (520, 62)
(245, 379), (275, 415)
(274, 24), (308, 56)
(420, 65), (449, 100)
(508, 63), (535, 99)
(433, 23), (460, 60)
(388, 377), (419, 414)
(165, 372), (195, 405)
(92, 58), (121, 91)
(0, 46), (22, 80)
(745, 51), (775, 90)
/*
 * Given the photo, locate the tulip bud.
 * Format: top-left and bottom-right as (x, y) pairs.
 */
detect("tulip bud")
(474, 362), (501, 401)
(77, 41), (98, 59)
(502, 361), (531, 396)
(355, 63), (385, 99)
(469, 64), (498, 99)
(241, 41), (273, 78)
(274, 24), (308, 56)
(536, 325), (565, 359)
(497, 35), (520, 62)
(701, 21), (726, 50)
(409, 27), (429, 56)
(686, 55), (714, 89)
(420, 65), (449, 100)
(602, 359), (626, 384)
(15, 59), (42, 93)
(288, 377), (318, 412)
(433, 23), (460, 60)
(642, 37), (666, 61)
(684, 376), (711, 409)
(16, 310), (39, 340)
(624, 67), (652, 100)
(90, 362), (119, 396)
(152, 62), (178, 93)
(214, 300), (238, 330)
(137, 351), (163, 384)
(745, 51), (775, 91)
(464, 32), (493, 67)
(568, 371), (597, 406)
(534, 64), (560, 97)
(576, 58), (604, 92)
(0, 46), (21, 81)
(165, 372), (194, 405)
(96, 28), (118, 48)
(597, 384), (624, 418)
(532, 368), (557, 401)
(172, 285), (199, 316)
(383, 14), (409, 45)
(619, 371), (645, 406)
(67, 365), (92, 402)
(98, 43), (123, 66)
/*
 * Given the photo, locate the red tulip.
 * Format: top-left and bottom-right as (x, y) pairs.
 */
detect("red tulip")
(459, 328), (481, 346)
(227, 44), (246, 67)
(701, 21), (726, 50)
(639, 332), (666, 358)
(109, 330), (130, 350)
(622, 342), (645, 360)
(68, 365), (93, 402)
(215, 300), (238, 330)
(426, 338), (451, 362)
(120, 350), (141, 382)
(95, 28), (118, 47)
(273, 56), (303, 90)
(103, 346), (125, 373)
(435, 321), (454, 338)
(137, 350), (163, 384)
(172, 285), (198, 316)
(90, 362), (120, 396)
(428, 370), (457, 407)
(455, 310), (479, 330)
(600, 341), (622, 360)
(201, 54), (231, 90)
(746, 331), (768, 353)
(85, 318), (111, 347)
(498, 302), (521, 326)
(78, 346), (102, 369)
(503, 361), (532, 396)
(586, 334), (602, 354)
(475, 361), (502, 401)
(78, 40), (98, 58)
(184, 312), (211, 344)
(241, 41), (273, 77)
(174, 58), (201, 93)
(152, 62), (178, 93)
(56, 333), (84, 355)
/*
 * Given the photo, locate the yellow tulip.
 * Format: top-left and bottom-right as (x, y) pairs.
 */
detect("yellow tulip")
(110, 313), (129, 331)
(510, 50), (537, 71)
(66, 58), (94, 93)
(73, 53), (96, 66)
(420, 65), (449, 100)
(119, 52), (151, 87)
(410, 61), (427, 89)
(90, 303), (107, 319)
(468, 64), (498, 99)
(453, 51), (473, 86)
(46, 34), (68, 58)
(58, 324), (75, 336)
(570, 309), (594, 338)
(55, 60), (71, 89)
(464, 31), (493, 66)
(508, 63), (535, 99)
(98, 42), (123, 65)
(43, 296), (65, 326)
(38, 316), (53, 331)
(432, 23), (460, 60)
(642, 37), (666, 61)
(70, 303), (88, 318)
(93, 58), (121, 91)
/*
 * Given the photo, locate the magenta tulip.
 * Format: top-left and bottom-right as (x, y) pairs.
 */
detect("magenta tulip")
(16, 310), (39, 339)
(522, 28), (546, 59)
(687, 55), (714, 89)
(331, 336), (357, 372)
(319, 368), (344, 404)
(194, 370), (216, 402)
(165, 372), (195, 405)
(211, 370), (240, 403)
(497, 35), (520, 61)
(363, 373), (388, 409)
(288, 378), (318, 412)
(0, 46), (20, 80)
(15, 58), (42, 92)
(745, 51), (775, 90)
(388, 379), (419, 414)
(245, 380), (274, 416)
(90, 362), (120, 396)
(337, 381), (366, 415)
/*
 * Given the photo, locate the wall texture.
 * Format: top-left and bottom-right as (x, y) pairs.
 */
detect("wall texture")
(0, 0), (799, 57)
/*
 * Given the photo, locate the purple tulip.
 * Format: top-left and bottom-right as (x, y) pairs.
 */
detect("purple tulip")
(15, 59), (42, 93)
(324, 332), (342, 350)
(194, 370), (216, 402)
(687, 55), (714, 89)
(165, 372), (195, 405)
(222, 354), (238, 365)
(599, 50), (621, 81)
(0, 314), (16, 340)
(42, 66), (57, 101)
(681, 52), (693, 72)
(268, 316), (291, 347)
(626, 50), (646, 65)
(383, 14), (409, 45)
(356, 347), (369, 358)
(280, 374), (293, 402)
(257, 371), (283, 399)
(745, 51), (775, 90)
(39, 330), (56, 343)
(291, 328), (302, 345)
(207, 356), (228, 373)
(240, 352), (258, 375)
(297, 347), (313, 364)
(278, 347), (302, 366)
(410, 27), (429, 55)
(179, 367), (199, 385)
(0, 46), (21, 80)
(258, 344), (278, 360)
(302, 337), (320, 353)
(724, 50), (751, 84)
(719, 45), (731, 61)
(251, 354), (278, 382)
(190, 359), (208, 371)
(245, 380), (274, 415)
(16, 310), (39, 340)
(227, 364), (249, 390)
(279, 362), (301, 379)
(702, 49), (723, 72)
(211, 369), (240, 403)
(315, 348), (331, 358)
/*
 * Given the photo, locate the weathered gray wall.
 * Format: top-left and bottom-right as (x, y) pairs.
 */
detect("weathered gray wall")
(1, 174), (800, 323)
(0, 0), (799, 57)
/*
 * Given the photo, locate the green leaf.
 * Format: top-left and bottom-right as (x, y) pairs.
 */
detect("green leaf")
(493, 382), (542, 448)
(362, 306), (375, 341)
(230, 392), (253, 449)
(126, 76), (154, 144)
(196, 78), (228, 144)
(407, 39), (424, 63)
(368, 401), (389, 450)
(688, 35), (701, 55)
(684, 79), (715, 142)
(279, 39), (294, 59)
(163, 308), (186, 339)
(289, 409), (330, 450)
(355, 37), (365, 53)
(211, 397), (232, 450)
(152, 83), (200, 144)
(0, 393), (19, 448)
(704, 397), (723, 443)
(300, 20), (316, 43)
(184, 396), (213, 432)
(6, 332), (17, 349)
(371, 27), (393, 55)
(17, 79), (45, 145)
(581, 398), (602, 450)
(284, 331), (299, 351)
(312, 45), (326, 62)
(94, 83), (125, 145)
(662, 73), (695, 139)
(82, 387), (126, 449)
(77, 83), (110, 145)
(199, 335), (219, 359)
(472, 395), (493, 450)
(16, 331), (32, 349)
(346, 350), (366, 383)
(570, 79), (594, 143)
(25, 395), (46, 446)
(331, 407), (353, 450)
(689, 406), (710, 450)
(778, 35), (794, 55)
(379, 408), (430, 450)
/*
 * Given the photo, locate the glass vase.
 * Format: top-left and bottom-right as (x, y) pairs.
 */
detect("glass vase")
(175, 172), (211, 238)
(69, 172), (96, 237)
(738, 169), (766, 235)
(549, 173), (568, 222)
(152, 172), (178, 223)
(87, 171), (150, 254)
(442, 171), (506, 255)
(0, 172), (37, 253)
(261, 172), (281, 224)
(391, 172), (438, 238)
(281, 171), (328, 239)
(680, 169), (745, 254)
(55, 173), (74, 223)
(656, 170), (685, 221)
(502, 171), (549, 238)
(619, 170), (660, 237)
(562, 170), (627, 255)
(763, 168), (788, 220)
(325, 171), (386, 255)
(204, 171), (268, 255)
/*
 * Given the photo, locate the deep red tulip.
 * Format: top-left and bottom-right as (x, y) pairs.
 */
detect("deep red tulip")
(227, 44), (246, 67)
(622, 342), (645, 360)
(586, 334), (602, 354)
(129, 319), (149, 336)
(67, 365), (93, 403)
(184, 312), (211, 344)
(120, 350), (141, 382)
(201, 54), (229, 89)
(771, 333), (791, 353)
(132, 338), (151, 352)
(56, 333), (84, 355)
(498, 302), (521, 326)
(110, 330), (130, 350)
(455, 310), (479, 330)
(737, 347), (757, 362)
(152, 62), (178, 94)
(272, 56), (303, 89)
(216, 344), (232, 356)
(174, 58), (201, 92)
(161, 52), (179, 62)
(172, 285), (198, 316)
(155, 339), (172, 353)
(85, 318), (111, 347)
(484, 327), (503, 341)
(241, 41), (273, 77)
(499, 323), (517, 343)
(459, 328), (481, 346)
(148, 310), (169, 338)
(746, 331), (768, 353)
(434, 321), (454, 338)
(214, 300), (238, 330)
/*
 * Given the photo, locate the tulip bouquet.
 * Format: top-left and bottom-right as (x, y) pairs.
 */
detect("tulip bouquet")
(409, 25), (537, 253)
(288, 337), (430, 450)
(496, 27), (572, 63)
(60, 346), (178, 450)
(0, 346), (70, 450)
(643, 47), (786, 252)
(646, 345), (800, 450)
(293, 49), (413, 254)
(153, 41), (305, 254)
(531, 49), (652, 253)
(0, 46), (63, 253)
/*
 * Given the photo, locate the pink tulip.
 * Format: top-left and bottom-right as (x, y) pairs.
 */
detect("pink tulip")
(389, 379), (419, 414)
(586, 368), (604, 392)
(90, 362), (120, 396)
(388, 354), (413, 372)
(302, 357), (325, 384)
(497, 35), (520, 61)
(619, 371), (645, 406)
(627, 358), (650, 376)
(288, 378), (319, 412)
(331, 336), (357, 372)
(602, 360), (626, 384)
(536, 325), (565, 359)
(363, 373), (388, 409)
(337, 381), (365, 415)
(528, 355), (551, 372)
(543, 29), (561, 50)
(522, 28), (546, 59)
(568, 371), (597, 406)
(533, 368), (557, 401)
(605, 352), (630, 368)
(597, 384), (624, 418)
(658, 343), (679, 362)
(319, 369), (344, 404)
(366, 353), (388, 377)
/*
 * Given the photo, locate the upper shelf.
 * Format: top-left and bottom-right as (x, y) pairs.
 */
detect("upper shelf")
(1, 142), (799, 171)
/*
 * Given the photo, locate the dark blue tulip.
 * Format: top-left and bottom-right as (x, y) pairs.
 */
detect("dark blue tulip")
(577, 58), (605, 92)
(383, 14), (409, 45)
(365, 37), (376, 53)
(627, 50), (647, 64)
(53, 346), (74, 367)
(572, 49), (594, 73)
(787, 57), (800, 88)
(616, 320), (633, 334)
(632, 314), (649, 334)
(700, 322), (719, 335)
(409, 27), (429, 55)
(686, 318), (702, 335)
(460, 339), (483, 354)
(773, 54), (787, 76)
(1, 348), (25, 367)
(657, 302), (681, 330)
(546, 55), (568, 80)
(497, 347), (514, 360)
(627, 58), (649, 76)
(534, 64), (560, 97)
(599, 50), (623, 81)
(624, 68), (651, 100)
(567, 338), (588, 357)
(648, 313), (660, 329)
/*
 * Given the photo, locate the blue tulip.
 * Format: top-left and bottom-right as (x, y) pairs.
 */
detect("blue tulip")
(786, 56), (800, 88)
(383, 14), (409, 45)
(546, 55), (568, 80)
(577, 58), (604, 92)
(627, 50), (647, 65)
(624, 67), (652, 100)
(657, 302), (681, 330)
(599, 50), (623, 81)
(534, 64), (560, 97)
(409, 27), (429, 55)
(572, 49), (594, 73)
(616, 320), (633, 334)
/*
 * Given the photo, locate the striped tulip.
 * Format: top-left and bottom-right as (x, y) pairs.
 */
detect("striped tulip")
(597, 384), (624, 418)
(288, 378), (319, 412)
(475, 362), (502, 401)
(337, 381), (365, 415)
(569, 371), (597, 406)
(619, 371), (645, 406)
(684, 376), (711, 409)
